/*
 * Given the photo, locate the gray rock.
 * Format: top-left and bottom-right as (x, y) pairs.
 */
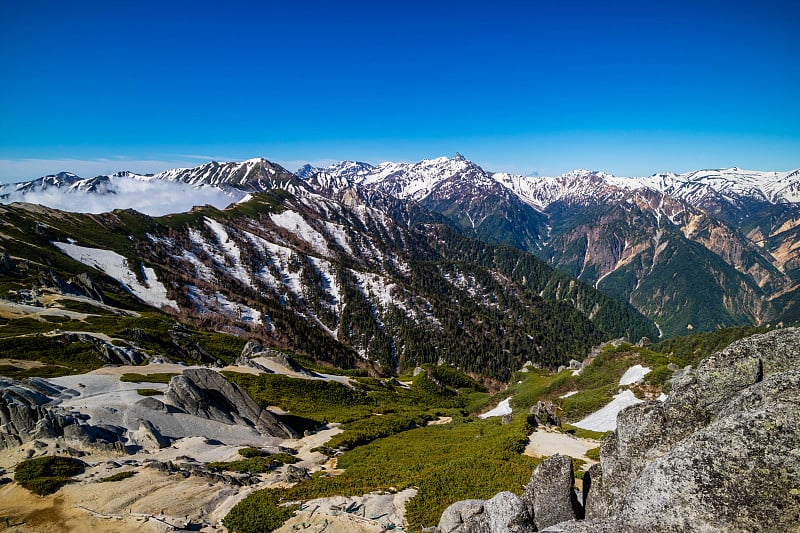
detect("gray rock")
(240, 340), (264, 358)
(164, 369), (297, 438)
(135, 396), (171, 412)
(131, 420), (171, 450)
(438, 499), (490, 533)
(437, 493), (534, 533)
(483, 492), (535, 533)
(522, 454), (582, 529)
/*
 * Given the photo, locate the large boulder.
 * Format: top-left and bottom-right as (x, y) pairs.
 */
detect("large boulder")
(522, 454), (582, 529)
(164, 369), (297, 438)
(438, 492), (534, 533)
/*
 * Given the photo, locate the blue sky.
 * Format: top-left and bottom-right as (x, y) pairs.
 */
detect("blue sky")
(1, 0), (798, 181)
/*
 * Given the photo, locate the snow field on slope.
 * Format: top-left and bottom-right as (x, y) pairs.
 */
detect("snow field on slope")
(573, 390), (643, 432)
(270, 210), (329, 256)
(203, 218), (254, 289)
(53, 242), (178, 311)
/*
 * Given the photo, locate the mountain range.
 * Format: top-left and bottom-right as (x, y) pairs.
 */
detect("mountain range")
(2, 155), (799, 342)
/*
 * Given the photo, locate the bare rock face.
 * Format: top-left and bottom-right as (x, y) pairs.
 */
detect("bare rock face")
(164, 369), (297, 439)
(0, 378), (125, 452)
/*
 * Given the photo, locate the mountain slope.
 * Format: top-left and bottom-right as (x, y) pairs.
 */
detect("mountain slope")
(0, 188), (652, 379)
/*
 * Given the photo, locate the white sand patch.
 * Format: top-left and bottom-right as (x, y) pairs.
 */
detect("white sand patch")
(619, 364), (651, 386)
(524, 429), (600, 466)
(52, 242), (178, 311)
(573, 390), (644, 432)
(250, 356), (351, 386)
(0, 299), (93, 321)
(479, 397), (512, 419)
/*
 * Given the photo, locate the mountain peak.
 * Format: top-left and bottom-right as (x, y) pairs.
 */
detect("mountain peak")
(453, 152), (466, 161)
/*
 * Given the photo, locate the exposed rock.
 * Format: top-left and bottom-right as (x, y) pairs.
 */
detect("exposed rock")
(530, 401), (560, 427)
(281, 464), (311, 484)
(0, 377), (126, 452)
(135, 396), (172, 412)
(240, 340), (264, 358)
(438, 493), (534, 533)
(522, 454), (582, 529)
(164, 368), (297, 438)
(69, 272), (106, 302)
(0, 252), (16, 274)
(129, 419), (171, 450)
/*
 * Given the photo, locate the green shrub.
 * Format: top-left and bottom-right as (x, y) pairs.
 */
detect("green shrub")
(223, 489), (296, 533)
(119, 372), (177, 384)
(208, 454), (298, 474)
(560, 385), (615, 421)
(15, 456), (85, 495)
(136, 388), (162, 396)
(98, 471), (135, 482)
(585, 447), (601, 460)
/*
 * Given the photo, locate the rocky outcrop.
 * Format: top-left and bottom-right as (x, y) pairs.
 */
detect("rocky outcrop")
(521, 455), (582, 528)
(438, 328), (800, 533)
(438, 492), (534, 533)
(164, 369), (297, 439)
(59, 332), (147, 365)
(0, 378), (125, 452)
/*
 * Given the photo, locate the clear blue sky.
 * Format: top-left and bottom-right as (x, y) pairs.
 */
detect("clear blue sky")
(1, 0), (798, 181)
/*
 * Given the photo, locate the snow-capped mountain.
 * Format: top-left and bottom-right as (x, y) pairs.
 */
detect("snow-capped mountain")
(302, 158), (800, 335)
(3, 155), (799, 336)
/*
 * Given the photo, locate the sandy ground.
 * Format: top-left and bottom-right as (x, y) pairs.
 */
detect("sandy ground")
(0, 421), (349, 533)
(524, 429), (600, 469)
(0, 299), (92, 321)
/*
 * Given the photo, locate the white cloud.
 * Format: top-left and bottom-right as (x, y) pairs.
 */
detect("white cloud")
(1, 176), (246, 217)
(0, 157), (215, 183)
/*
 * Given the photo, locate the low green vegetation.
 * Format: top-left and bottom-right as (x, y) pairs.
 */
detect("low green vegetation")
(325, 411), (434, 451)
(208, 453), (298, 474)
(585, 447), (601, 461)
(136, 388), (163, 396)
(0, 336), (103, 376)
(14, 456), (85, 495)
(98, 471), (136, 483)
(119, 372), (177, 384)
(224, 415), (540, 533)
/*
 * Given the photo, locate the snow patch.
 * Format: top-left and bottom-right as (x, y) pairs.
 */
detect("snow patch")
(479, 397), (512, 419)
(53, 242), (178, 311)
(270, 210), (329, 255)
(619, 364), (651, 386)
(559, 391), (579, 399)
(573, 390), (643, 432)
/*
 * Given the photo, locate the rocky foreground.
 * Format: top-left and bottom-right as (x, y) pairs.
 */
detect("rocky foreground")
(438, 328), (800, 533)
